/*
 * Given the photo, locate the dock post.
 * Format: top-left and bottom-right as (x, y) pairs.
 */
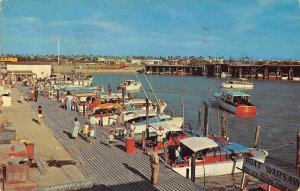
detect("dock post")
(57, 89), (59, 100)
(164, 143), (168, 165)
(297, 131), (300, 175)
(191, 154), (196, 182)
(254, 125), (261, 148)
(221, 113), (226, 137)
(204, 102), (208, 137)
(121, 87), (126, 103)
(146, 98), (150, 138)
(186, 168), (189, 179)
(83, 102), (86, 116)
(198, 109), (202, 131)
(171, 110), (175, 118)
(142, 131), (146, 150)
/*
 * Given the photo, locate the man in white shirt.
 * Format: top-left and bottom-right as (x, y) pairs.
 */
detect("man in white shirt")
(89, 115), (97, 129)
(156, 126), (163, 149)
(130, 121), (136, 138)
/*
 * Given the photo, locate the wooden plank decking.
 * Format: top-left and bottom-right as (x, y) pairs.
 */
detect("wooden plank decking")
(17, 84), (202, 191)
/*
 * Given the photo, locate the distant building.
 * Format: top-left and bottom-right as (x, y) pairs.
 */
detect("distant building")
(0, 57), (18, 62)
(6, 62), (52, 78)
(146, 59), (163, 65)
(130, 59), (141, 65)
(98, 57), (106, 62)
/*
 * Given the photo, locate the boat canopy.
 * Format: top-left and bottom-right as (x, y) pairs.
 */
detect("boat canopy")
(223, 91), (250, 97)
(149, 123), (183, 132)
(180, 137), (218, 153)
(92, 103), (123, 110)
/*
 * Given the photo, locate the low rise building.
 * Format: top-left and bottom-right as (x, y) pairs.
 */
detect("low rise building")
(6, 62), (52, 78)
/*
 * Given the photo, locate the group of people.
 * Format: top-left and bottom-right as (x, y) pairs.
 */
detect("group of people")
(71, 115), (97, 144)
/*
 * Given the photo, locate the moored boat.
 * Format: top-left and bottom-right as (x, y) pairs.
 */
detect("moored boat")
(117, 80), (142, 92)
(257, 73), (264, 79)
(293, 77), (300, 81)
(214, 91), (256, 115)
(221, 78), (253, 90)
(281, 73), (288, 80)
(170, 137), (268, 177)
(268, 72), (276, 80)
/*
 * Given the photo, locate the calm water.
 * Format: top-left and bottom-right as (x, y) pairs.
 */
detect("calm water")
(93, 73), (300, 167)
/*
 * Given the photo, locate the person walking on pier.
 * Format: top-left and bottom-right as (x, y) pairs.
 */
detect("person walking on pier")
(34, 86), (39, 102)
(37, 105), (43, 125)
(130, 121), (136, 138)
(72, 117), (80, 139)
(150, 145), (159, 185)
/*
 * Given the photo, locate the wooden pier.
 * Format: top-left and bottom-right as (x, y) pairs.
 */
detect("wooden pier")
(145, 63), (300, 79)
(17, 84), (202, 191)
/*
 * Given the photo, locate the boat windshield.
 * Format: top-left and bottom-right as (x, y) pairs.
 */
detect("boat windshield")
(233, 96), (249, 104)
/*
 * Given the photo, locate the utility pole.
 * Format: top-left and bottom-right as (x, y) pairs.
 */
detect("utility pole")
(57, 36), (60, 74)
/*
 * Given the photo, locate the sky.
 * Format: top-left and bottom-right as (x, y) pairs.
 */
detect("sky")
(0, 0), (300, 59)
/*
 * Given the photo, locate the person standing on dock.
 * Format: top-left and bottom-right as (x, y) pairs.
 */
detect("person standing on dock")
(72, 117), (80, 139)
(37, 105), (43, 125)
(89, 115), (97, 129)
(150, 145), (159, 185)
(156, 126), (163, 149)
(130, 121), (136, 139)
(34, 86), (39, 102)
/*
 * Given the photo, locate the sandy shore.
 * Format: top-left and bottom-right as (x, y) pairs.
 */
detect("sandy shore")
(1, 85), (87, 190)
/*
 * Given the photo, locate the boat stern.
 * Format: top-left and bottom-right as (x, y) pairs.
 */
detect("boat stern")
(236, 105), (256, 115)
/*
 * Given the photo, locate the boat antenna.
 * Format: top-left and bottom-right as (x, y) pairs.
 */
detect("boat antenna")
(181, 80), (185, 129)
(134, 73), (149, 100)
(142, 72), (160, 104)
(57, 36), (60, 74)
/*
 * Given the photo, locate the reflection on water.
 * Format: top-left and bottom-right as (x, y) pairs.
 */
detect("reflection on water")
(93, 73), (300, 188)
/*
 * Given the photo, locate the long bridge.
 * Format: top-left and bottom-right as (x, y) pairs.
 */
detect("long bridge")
(144, 63), (300, 79)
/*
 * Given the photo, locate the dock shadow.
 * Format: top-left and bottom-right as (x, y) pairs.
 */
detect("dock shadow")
(63, 130), (73, 139)
(115, 144), (126, 152)
(99, 141), (109, 147)
(122, 163), (152, 185)
(32, 118), (39, 125)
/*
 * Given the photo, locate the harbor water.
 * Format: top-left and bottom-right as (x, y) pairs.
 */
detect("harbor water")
(93, 73), (300, 188)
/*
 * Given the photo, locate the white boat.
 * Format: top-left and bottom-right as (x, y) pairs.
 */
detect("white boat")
(221, 72), (229, 79)
(222, 78), (253, 90)
(124, 98), (167, 114)
(293, 77), (300, 81)
(171, 137), (268, 177)
(118, 80), (142, 92)
(281, 73), (288, 80)
(257, 73), (264, 79)
(214, 91), (256, 115)
(133, 114), (184, 135)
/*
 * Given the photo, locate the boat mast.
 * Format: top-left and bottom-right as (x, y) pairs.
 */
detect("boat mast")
(57, 36), (60, 74)
(142, 72), (159, 104)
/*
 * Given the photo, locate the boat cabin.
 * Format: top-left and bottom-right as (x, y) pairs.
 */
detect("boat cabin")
(221, 91), (251, 105)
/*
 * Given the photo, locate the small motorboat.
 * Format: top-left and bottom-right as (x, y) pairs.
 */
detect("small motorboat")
(176, 70), (184, 76)
(214, 90), (256, 115)
(118, 80), (142, 92)
(293, 77), (300, 81)
(170, 137), (268, 177)
(221, 78), (253, 90)
(257, 73), (264, 79)
(268, 72), (277, 80)
(281, 73), (288, 80)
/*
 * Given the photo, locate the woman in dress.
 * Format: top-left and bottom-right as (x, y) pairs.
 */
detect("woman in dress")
(37, 106), (43, 125)
(72, 117), (80, 139)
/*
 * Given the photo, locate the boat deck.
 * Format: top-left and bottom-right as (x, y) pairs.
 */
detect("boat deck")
(17, 84), (202, 191)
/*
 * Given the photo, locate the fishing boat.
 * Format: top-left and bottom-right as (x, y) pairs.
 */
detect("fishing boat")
(281, 73), (288, 80)
(170, 137), (268, 177)
(214, 91), (256, 115)
(222, 78), (253, 90)
(118, 80), (142, 92)
(268, 72), (276, 80)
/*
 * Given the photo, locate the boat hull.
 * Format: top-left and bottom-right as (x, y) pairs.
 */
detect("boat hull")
(215, 97), (256, 115)
(293, 77), (300, 81)
(172, 149), (268, 177)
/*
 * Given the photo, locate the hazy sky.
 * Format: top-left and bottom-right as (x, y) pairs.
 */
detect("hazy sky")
(1, 0), (300, 59)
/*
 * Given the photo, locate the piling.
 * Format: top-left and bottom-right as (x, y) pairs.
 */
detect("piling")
(221, 113), (227, 137)
(83, 102), (86, 116)
(254, 125), (261, 148)
(191, 154), (196, 182)
(297, 131), (300, 175)
(186, 169), (190, 179)
(164, 143), (168, 165)
(56, 89), (59, 100)
(204, 102), (209, 137)
(198, 109), (201, 131)
(146, 98), (150, 138)
(171, 110), (175, 118)
(142, 131), (146, 150)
